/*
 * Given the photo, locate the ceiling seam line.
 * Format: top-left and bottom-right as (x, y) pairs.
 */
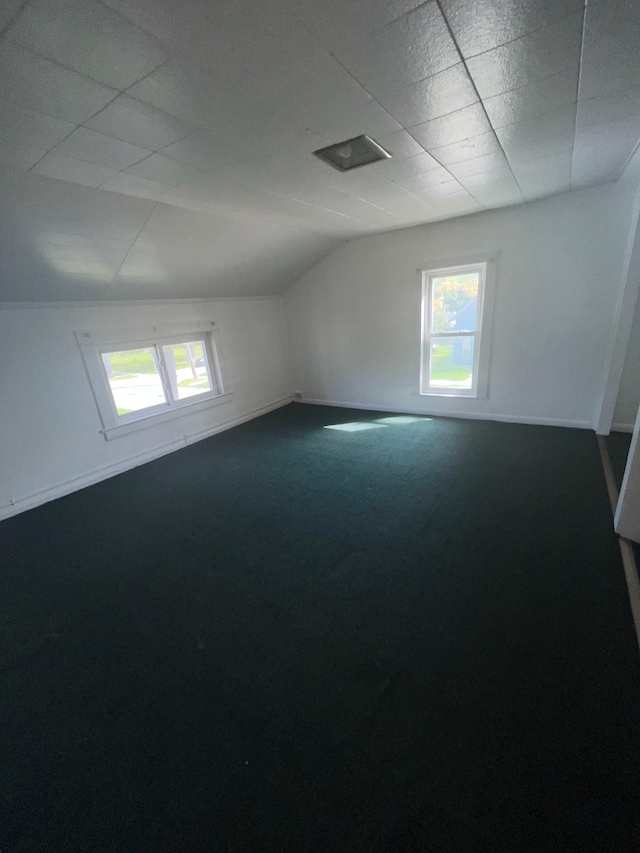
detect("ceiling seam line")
(1, 36), (169, 101)
(24, 57), (175, 173)
(25, 125), (83, 173)
(322, 50), (466, 200)
(111, 201), (160, 283)
(446, 7), (592, 64)
(616, 137), (640, 184)
(0, 0), (30, 41)
(435, 0), (526, 202)
(282, 8), (467, 204)
(569, 1), (589, 191)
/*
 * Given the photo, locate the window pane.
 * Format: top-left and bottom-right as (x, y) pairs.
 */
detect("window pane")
(162, 340), (214, 400)
(102, 348), (167, 416)
(429, 336), (474, 389)
(431, 271), (480, 332)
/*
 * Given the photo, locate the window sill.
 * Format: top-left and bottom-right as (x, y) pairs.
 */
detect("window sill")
(101, 392), (233, 441)
(418, 391), (489, 399)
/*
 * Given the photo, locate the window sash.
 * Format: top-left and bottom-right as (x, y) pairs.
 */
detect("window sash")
(421, 263), (486, 398)
(98, 334), (222, 424)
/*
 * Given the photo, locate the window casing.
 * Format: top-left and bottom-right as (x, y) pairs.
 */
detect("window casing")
(420, 261), (491, 399)
(77, 321), (230, 439)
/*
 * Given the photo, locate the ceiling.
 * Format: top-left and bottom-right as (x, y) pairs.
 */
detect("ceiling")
(1, 0), (639, 299)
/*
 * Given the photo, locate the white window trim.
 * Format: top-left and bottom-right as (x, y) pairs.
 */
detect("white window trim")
(75, 320), (232, 440)
(419, 253), (497, 400)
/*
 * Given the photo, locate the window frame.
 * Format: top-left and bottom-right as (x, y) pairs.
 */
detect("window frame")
(419, 256), (495, 399)
(76, 320), (231, 440)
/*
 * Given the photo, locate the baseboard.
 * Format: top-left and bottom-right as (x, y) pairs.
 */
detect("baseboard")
(0, 398), (291, 522)
(293, 397), (592, 429)
(611, 422), (636, 433)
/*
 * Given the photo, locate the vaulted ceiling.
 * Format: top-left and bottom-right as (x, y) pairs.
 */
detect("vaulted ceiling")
(0, 0), (639, 300)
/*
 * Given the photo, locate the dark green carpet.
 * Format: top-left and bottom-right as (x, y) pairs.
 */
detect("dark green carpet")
(605, 431), (632, 490)
(2, 404), (639, 852)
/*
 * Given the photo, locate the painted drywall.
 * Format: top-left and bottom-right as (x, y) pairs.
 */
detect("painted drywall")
(613, 295), (640, 430)
(615, 403), (640, 543)
(284, 184), (634, 428)
(0, 297), (290, 519)
(594, 146), (640, 434)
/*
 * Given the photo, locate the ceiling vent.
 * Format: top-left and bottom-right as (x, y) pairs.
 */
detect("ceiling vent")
(313, 135), (392, 171)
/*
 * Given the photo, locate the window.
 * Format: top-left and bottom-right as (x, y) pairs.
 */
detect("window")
(420, 261), (492, 398)
(77, 321), (229, 439)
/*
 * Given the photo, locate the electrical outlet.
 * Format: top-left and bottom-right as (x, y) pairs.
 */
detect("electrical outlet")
(293, 392), (302, 399)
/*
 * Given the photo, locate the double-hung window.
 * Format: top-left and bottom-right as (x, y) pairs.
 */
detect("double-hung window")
(77, 321), (229, 439)
(420, 261), (492, 399)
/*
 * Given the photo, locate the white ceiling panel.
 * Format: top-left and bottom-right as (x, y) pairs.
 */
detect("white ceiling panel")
(465, 11), (584, 99)
(495, 106), (577, 149)
(85, 95), (194, 152)
(578, 47), (640, 101)
(273, 55), (373, 126)
(577, 86), (640, 129)
(53, 128), (151, 171)
(159, 130), (238, 171)
(334, 3), (459, 94)
(100, 172), (174, 199)
(572, 114), (640, 188)
(482, 69), (579, 129)
(303, 99), (401, 144)
(447, 151), (512, 179)
(373, 63), (478, 128)
(0, 0), (23, 32)
(392, 166), (456, 193)
(156, 183), (261, 218)
(7, 0), (167, 89)
(345, 180), (423, 209)
(376, 130), (425, 162)
(33, 154), (119, 187)
(415, 189), (484, 217)
(289, 0), (426, 52)
(502, 130), (575, 167)
(582, 0), (640, 63)
(428, 132), (505, 166)
(371, 151), (443, 180)
(125, 60), (225, 128)
(511, 152), (572, 201)
(417, 179), (469, 199)
(299, 161), (393, 198)
(381, 191), (442, 220)
(124, 152), (204, 186)
(2, 0), (640, 300)
(0, 100), (74, 163)
(440, 0), (583, 57)
(0, 41), (117, 124)
(458, 172), (525, 208)
(409, 103), (492, 151)
(256, 131), (331, 172)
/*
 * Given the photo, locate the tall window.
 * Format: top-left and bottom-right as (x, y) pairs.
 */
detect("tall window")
(420, 262), (488, 398)
(77, 322), (227, 439)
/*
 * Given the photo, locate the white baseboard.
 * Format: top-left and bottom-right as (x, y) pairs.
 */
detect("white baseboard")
(293, 397), (592, 429)
(0, 397), (291, 522)
(611, 422), (635, 433)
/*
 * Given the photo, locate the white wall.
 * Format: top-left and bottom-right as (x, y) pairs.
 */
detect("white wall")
(613, 296), (640, 430)
(0, 297), (290, 520)
(594, 147), (640, 435)
(616, 404), (640, 543)
(284, 185), (634, 428)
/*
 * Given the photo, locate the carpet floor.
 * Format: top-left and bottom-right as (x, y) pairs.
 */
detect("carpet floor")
(2, 404), (639, 852)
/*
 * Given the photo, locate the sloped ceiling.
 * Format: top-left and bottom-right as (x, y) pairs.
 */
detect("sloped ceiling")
(0, 0), (639, 300)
